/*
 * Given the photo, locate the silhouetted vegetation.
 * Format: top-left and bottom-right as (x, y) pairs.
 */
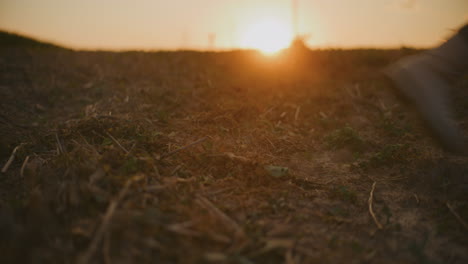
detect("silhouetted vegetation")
(0, 30), (62, 49)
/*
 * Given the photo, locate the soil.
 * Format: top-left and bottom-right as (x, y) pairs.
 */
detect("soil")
(1, 32), (467, 264)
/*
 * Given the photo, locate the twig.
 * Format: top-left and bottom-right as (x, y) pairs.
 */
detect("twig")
(152, 164), (161, 177)
(20, 156), (30, 178)
(206, 152), (254, 165)
(446, 202), (468, 231)
(96, 115), (121, 120)
(294, 106), (301, 123)
(77, 133), (100, 156)
(2, 144), (22, 173)
(161, 137), (207, 159)
(77, 175), (143, 264)
(196, 196), (246, 240)
(261, 106), (275, 118)
(126, 142), (136, 156)
(368, 182), (383, 230)
(223, 152), (252, 163)
(103, 230), (111, 264)
(104, 131), (129, 154)
(55, 133), (66, 155)
(167, 221), (201, 236)
(171, 164), (184, 176)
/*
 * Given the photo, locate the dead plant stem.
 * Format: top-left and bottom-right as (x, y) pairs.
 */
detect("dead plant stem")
(368, 182), (383, 230)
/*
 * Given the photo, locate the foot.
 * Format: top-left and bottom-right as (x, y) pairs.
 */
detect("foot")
(384, 54), (466, 154)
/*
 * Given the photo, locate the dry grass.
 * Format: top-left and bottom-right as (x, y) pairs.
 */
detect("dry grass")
(0, 39), (467, 263)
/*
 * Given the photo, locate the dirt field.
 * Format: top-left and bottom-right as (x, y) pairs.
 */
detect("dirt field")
(1, 32), (467, 264)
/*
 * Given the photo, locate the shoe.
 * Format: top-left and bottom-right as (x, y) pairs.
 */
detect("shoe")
(384, 54), (466, 154)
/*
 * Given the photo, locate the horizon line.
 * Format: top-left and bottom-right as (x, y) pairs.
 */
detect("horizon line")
(0, 28), (433, 52)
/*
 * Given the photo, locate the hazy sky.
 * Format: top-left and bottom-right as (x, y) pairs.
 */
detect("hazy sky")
(0, 0), (467, 50)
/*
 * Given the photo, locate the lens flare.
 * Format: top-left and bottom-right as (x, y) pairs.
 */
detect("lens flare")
(240, 17), (293, 55)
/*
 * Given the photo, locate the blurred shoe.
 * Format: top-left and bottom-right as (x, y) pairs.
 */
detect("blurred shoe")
(385, 31), (468, 154)
(385, 54), (465, 154)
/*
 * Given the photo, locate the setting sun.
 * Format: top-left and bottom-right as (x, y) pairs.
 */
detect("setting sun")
(240, 17), (293, 55)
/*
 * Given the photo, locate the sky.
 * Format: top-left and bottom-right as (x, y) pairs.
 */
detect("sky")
(0, 0), (467, 50)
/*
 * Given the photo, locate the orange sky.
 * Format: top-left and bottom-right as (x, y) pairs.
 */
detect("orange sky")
(0, 0), (467, 50)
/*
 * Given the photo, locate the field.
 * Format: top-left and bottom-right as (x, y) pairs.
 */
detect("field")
(1, 32), (467, 263)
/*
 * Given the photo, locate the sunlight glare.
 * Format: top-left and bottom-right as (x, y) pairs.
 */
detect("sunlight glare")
(240, 17), (293, 55)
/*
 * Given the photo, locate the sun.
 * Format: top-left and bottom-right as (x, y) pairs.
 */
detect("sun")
(240, 17), (293, 55)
